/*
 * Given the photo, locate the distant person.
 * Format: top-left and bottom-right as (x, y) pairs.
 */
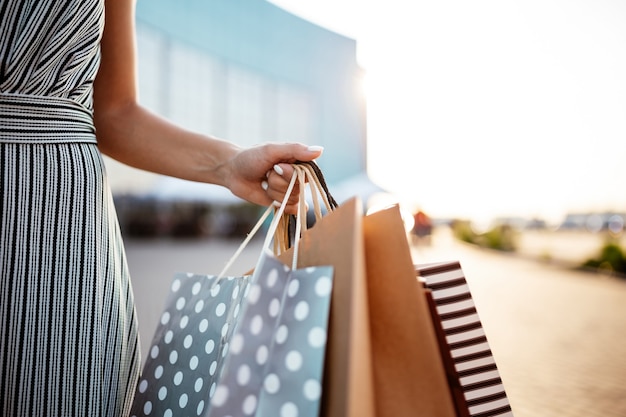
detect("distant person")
(412, 209), (433, 245)
(0, 1), (321, 416)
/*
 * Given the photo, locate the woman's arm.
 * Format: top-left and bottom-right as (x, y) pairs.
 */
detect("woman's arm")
(93, 0), (322, 212)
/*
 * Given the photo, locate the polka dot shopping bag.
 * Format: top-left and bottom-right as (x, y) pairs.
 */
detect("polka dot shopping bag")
(130, 163), (335, 417)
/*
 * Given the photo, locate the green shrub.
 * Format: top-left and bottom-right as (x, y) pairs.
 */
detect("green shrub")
(452, 221), (517, 252)
(582, 242), (626, 277)
(451, 220), (477, 244)
(479, 225), (517, 252)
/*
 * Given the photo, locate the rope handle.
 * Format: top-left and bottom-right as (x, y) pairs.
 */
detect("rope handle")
(216, 160), (337, 280)
(276, 161), (338, 251)
(215, 169), (298, 281)
(295, 160), (338, 211)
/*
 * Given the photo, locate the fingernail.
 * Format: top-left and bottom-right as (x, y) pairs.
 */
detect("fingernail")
(261, 180), (269, 191)
(273, 164), (284, 176)
(307, 145), (324, 152)
(272, 200), (282, 207)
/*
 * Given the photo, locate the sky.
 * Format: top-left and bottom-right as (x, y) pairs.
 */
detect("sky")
(269, 0), (626, 224)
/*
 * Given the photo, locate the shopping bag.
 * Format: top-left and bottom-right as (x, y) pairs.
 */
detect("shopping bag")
(130, 272), (253, 417)
(418, 261), (514, 417)
(362, 205), (458, 417)
(278, 196), (377, 417)
(130, 164), (335, 417)
(362, 204), (513, 416)
(273, 162), (376, 417)
(207, 252), (333, 417)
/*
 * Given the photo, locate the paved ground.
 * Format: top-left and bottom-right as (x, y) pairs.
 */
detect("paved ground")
(125, 227), (626, 417)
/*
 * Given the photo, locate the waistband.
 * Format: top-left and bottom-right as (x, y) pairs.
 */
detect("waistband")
(0, 93), (97, 144)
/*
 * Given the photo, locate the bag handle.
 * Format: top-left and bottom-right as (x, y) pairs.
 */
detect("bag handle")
(216, 170), (298, 280)
(275, 161), (338, 252)
(272, 162), (337, 269)
(296, 160), (338, 210)
(217, 161), (336, 278)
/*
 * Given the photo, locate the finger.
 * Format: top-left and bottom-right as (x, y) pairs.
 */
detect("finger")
(273, 163), (293, 180)
(265, 179), (300, 204)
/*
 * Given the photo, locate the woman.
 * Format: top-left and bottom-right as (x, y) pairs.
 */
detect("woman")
(0, 0), (322, 415)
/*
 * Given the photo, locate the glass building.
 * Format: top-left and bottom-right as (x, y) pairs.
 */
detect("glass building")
(105, 0), (367, 194)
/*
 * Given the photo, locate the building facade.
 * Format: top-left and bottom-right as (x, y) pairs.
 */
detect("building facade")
(104, 0), (367, 194)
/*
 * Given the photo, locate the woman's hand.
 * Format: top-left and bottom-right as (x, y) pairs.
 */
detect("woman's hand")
(224, 143), (324, 215)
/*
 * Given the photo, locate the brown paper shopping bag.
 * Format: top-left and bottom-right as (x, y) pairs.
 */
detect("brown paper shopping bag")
(362, 205), (457, 417)
(278, 197), (376, 417)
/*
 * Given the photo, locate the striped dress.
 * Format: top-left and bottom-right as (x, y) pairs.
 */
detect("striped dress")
(0, 1), (141, 416)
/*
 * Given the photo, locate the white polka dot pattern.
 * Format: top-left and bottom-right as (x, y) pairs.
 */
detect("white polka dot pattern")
(130, 273), (254, 417)
(207, 253), (333, 417)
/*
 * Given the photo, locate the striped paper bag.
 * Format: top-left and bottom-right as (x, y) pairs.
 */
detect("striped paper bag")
(418, 262), (514, 417)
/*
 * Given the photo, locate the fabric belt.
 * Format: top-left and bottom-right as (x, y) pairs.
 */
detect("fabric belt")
(0, 93), (97, 144)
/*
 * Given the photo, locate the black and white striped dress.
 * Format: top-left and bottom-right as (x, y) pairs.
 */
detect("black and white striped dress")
(1, 1), (140, 416)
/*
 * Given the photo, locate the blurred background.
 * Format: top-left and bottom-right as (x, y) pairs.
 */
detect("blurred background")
(109, 1), (626, 416)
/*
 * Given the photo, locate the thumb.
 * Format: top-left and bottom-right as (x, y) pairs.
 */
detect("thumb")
(296, 144), (324, 161)
(269, 144), (324, 179)
(272, 143), (324, 163)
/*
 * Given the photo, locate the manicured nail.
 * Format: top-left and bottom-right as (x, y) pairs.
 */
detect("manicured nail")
(273, 164), (284, 176)
(272, 200), (282, 207)
(307, 145), (324, 152)
(261, 180), (269, 191)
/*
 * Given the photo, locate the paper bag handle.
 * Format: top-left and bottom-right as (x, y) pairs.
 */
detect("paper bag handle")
(217, 160), (337, 278)
(216, 168), (299, 279)
(274, 161), (338, 253)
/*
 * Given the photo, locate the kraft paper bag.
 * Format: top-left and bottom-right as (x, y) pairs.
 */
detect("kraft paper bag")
(362, 205), (457, 417)
(278, 197), (376, 417)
